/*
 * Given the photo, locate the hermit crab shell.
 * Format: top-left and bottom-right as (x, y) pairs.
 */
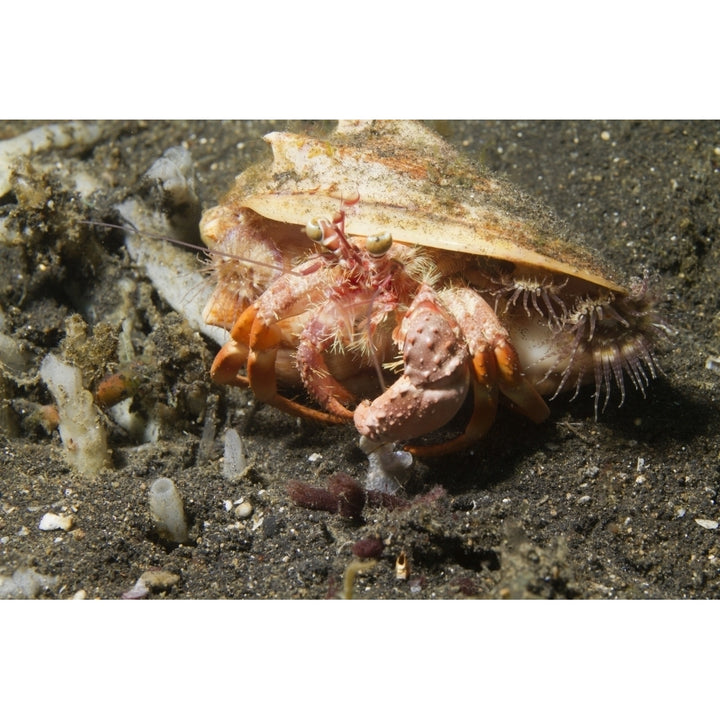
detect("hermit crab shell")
(201, 119), (626, 310)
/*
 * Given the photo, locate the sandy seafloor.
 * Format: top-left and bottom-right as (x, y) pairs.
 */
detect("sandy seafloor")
(1, 119), (719, 600)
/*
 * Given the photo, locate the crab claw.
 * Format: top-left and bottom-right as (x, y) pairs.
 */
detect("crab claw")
(354, 285), (471, 443)
(354, 284), (550, 456)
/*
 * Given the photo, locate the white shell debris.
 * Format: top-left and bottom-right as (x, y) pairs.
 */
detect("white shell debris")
(234, 500), (253, 519)
(0, 568), (59, 598)
(38, 512), (75, 531)
(122, 569), (181, 599)
(223, 428), (247, 478)
(107, 397), (160, 443)
(116, 146), (226, 347)
(0, 121), (101, 197)
(119, 196), (226, 345)
(149, 477), (189, 543)
(695, 518), (719, 530)
(144, 146), (199, 239)
(0, 332), (34, 377)
(360, 436), (413, 494)
(39, 353), (109, 476)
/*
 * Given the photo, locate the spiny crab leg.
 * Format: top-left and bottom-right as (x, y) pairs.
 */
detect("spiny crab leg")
(210, 258), (350, 425)
(438, 287), (549, 424)
(354, 285), (472, 447)
(295, 292), (371, 421)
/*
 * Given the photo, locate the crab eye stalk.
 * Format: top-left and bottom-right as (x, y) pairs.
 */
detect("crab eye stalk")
(305, 218), (325, 243)
(366, 232), (393, 257)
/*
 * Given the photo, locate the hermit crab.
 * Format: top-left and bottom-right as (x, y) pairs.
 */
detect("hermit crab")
(200, 120), (666, 456)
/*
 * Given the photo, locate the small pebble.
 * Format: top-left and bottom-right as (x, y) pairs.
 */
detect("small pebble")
(352, 536), (384, 559)
(39, 512), (74, 531)
(122, 570), (180, 599)
(234, 500), (253, 519)
(695, 518), (719, 530)
(141, 569), (181, 590)
(223, 428), (247, 478)
(395, 551), (410, 580)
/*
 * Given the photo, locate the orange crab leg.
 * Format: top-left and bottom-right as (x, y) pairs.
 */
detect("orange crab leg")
(209, 304), (258, 387)
(210, 262), (351, 424)
(243, 311), (350, 424)
(423, 287), (549, 450)
(491, 337), (550, 424)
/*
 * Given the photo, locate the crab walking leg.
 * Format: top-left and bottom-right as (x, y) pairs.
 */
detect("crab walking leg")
(403, 287), (551, 457)
(210, 299), (301, 390)
(354, 285), (471, 444)
(210, 254), (335, 387)
(209, 303), (256, 386)
(440, 286), (550, 423)
(295, 282), (407, 420)
(246, 313), (349, 423)
(210, 260), (350, 424)
(295, 302), (363, 421)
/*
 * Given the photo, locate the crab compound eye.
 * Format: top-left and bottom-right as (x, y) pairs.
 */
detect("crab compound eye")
(366, 231), (393, 257)
(305, 219), (325, 243)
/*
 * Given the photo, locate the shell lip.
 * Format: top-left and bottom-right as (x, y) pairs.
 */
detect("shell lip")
(242, 194), (628, 295)
(238, 125), (630, 295)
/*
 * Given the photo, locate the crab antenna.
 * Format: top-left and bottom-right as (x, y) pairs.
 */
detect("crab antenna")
(82, 220), (304, 277)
